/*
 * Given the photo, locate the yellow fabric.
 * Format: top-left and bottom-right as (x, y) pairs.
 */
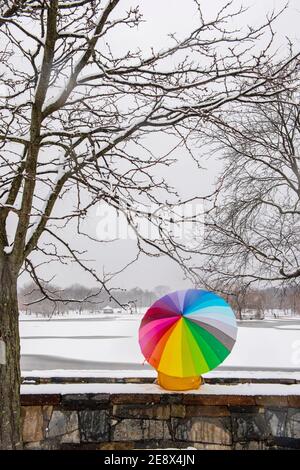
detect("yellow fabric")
(157, 318), (184, 376)
(157, 371), (203, 391)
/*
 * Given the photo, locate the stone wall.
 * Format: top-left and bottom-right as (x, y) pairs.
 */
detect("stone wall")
(21, 392), (300, 450)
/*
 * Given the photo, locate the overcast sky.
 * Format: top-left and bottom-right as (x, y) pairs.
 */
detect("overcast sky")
(18, 0), (300, 292)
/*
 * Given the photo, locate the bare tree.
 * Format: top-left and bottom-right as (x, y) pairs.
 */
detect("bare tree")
(197, 77), (300, 296)
(0, 0), (298, 448)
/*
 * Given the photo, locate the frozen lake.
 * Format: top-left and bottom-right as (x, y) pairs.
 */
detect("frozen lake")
(19, 315), (300, 378)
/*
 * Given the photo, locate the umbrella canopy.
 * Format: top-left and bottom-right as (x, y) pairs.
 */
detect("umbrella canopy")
(139, 289), (237, 377)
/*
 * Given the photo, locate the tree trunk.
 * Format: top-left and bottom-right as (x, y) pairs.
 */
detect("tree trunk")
(0, 259), (22, 449)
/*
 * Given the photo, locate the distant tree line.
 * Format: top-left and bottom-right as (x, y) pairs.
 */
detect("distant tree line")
(18, 283), (171, 316)
(224, 285), (300, 319)
(18, 282), (300, 318)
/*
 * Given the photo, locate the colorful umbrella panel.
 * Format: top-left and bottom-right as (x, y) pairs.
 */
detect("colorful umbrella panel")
(139, 289), (238, 377)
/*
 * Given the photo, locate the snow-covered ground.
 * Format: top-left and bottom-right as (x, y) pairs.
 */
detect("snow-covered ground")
(20, 313), (300, 380)
(20, 382), (300, 396)
(19, 308), (145, 321)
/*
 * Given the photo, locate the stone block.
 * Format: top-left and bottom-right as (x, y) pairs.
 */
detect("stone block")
(160, 394), (182, 404)
(42, 405), (53, 422)
(288, 396), (300, 407)
(24, 438), (67, 450)
(79, 410), (109, 442)
(24, 441), (42, 450)
(265, 408), (287, 438)
(173, 417), (232, 445)
(286, 409), (300, 438)
(112, 418), (171, 441)
(255, 396), (288, 407)
(21, 394), (61, 406)
(234, 441), (267, 450)
(99, 442), (135, 450)
(185, 405), (230, 417)
(47, 410), (79, 443)
(193, 443), (232, 450)
(22, 406), (44, 443)
(232, 413), (268, 442)
(61, 393), (110, 409)
(272, 436), (300, 449)
(90, 394), (111, 403)
(61, 429), (81, 444)
(113, 404), (170, 420)
(228, 406), (261, 414)
(171, 404), (186, 418)
(182, 395), (255, 406)
(111, 394), (160, 404)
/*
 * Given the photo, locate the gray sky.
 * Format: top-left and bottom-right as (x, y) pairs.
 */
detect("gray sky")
(18, 0), (300, 292)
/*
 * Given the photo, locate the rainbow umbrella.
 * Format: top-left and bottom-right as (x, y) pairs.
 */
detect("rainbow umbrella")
(139, 289), (237, 377)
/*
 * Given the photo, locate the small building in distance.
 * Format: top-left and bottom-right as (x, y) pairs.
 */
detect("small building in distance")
(102, 305), (114, 314)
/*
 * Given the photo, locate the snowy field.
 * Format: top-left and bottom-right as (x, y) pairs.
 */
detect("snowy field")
(19, 313), (300, 380)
